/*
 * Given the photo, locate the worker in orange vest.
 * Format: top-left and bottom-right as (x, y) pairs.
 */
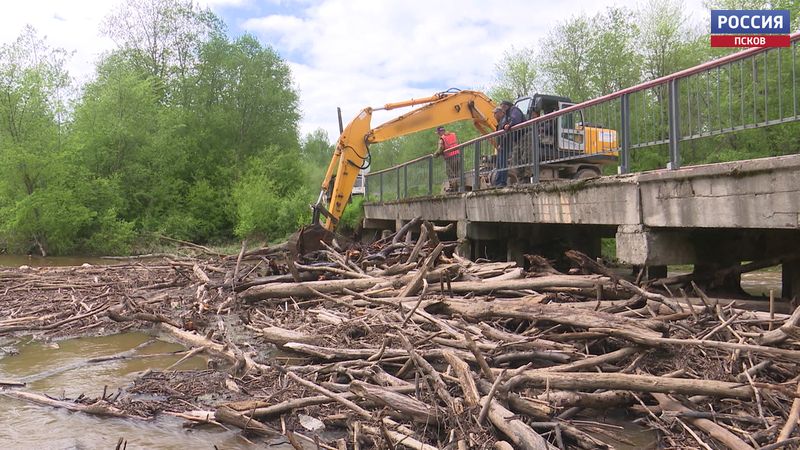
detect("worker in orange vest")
(433, 126), (460, 192)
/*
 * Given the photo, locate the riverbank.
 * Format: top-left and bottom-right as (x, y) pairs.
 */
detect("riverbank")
(1, 225), (798, 449)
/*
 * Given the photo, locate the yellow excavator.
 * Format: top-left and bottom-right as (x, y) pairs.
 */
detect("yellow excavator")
(316, 90), (498, 230)
(289, 90), (498, 255)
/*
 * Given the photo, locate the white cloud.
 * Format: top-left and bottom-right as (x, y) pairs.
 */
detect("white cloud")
(0, 0), (120, 83)
(244, 0), (708, 141)
(0, 0), (709, 143)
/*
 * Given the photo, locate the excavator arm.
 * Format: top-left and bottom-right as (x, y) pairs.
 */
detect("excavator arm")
(315, 90), (498, 232)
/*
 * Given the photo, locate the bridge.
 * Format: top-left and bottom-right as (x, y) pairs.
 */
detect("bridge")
(362, 34), (800, 300)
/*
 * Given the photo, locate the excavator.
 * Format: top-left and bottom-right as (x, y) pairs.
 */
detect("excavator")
(289, 89), (498, 254)
(290, 89), (618, 254)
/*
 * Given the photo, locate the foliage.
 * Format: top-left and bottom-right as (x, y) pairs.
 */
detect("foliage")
(489, 46), (539, 101)
(0, 0), (302, 255)
(338, 196), (364, 233)
(232, 148), (310, 242)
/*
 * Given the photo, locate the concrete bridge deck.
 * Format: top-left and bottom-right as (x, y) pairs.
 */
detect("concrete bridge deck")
(363, 154), (800, 299)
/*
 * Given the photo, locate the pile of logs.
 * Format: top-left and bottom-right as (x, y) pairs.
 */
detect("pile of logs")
(1, 219), (799, 449)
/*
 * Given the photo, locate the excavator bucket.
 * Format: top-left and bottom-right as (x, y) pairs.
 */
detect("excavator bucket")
(287, 223), (334, 258)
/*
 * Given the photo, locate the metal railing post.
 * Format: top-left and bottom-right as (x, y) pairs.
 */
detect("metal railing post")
(365, 175), (369, 201)
(473, 142), (481, 190)
(427, 157), (433, 196)
(531, 126), (540, 183)
(620, 94), (631, 174)
(459, 150), (466, 193)
(395, 166), (405, 200)
(668, 78), (681, 170)
(379, 172), (383, 202)
(403, 165), (408, 198)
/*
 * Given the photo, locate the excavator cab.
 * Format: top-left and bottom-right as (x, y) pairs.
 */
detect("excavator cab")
(513, 94), (618, 179)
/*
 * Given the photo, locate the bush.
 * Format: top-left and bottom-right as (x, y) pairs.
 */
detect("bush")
(338, 196), (364, 232)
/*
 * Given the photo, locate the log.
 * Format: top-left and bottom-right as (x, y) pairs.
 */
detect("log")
(534, 347), (640, 373)
(565, 250), (618, 282)
(440, 298), (664, 336)
(442, 350), (481, 408)
(429, 274), (613, 294)
(777, 383), (800, 443)
(241, 278), (383, 301)
(260, 326), (321, 346)
(398, 243), (443, 298)
(285, 371), (372, 420)
(349, 380), (437, 424)
(479, 396), (556, 450)
(505, 372), (785, 399)
(281, 342), (475, 363)
(361, 420), (439, 450)
(245, 385), (417, 418)
(5, 391), (136, 419)
(397, 333), (456, 411)
(592, 326), (800, 361)
(653, 393), (755, 450)
(477, 322), (575, 351)
(214, 406), (278, 436)
(157, 323), (268, 374)
(534, 390), (635, 409)
(758, 305), (800, 346)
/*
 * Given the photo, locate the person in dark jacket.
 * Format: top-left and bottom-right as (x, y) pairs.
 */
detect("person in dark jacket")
(500, 100), (530, 184)
(493, 106), (509, 187)
(500, 100), (524, 130)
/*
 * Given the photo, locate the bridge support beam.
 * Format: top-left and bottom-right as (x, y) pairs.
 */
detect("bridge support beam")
(616, 225), (695, 266)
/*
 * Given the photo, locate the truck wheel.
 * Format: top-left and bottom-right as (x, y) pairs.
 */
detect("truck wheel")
(574, 168), (600, 179)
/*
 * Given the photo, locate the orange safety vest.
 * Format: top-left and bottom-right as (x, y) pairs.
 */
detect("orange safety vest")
(440, 132), (459, 157)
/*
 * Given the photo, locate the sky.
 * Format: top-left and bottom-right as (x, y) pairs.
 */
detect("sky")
(0, 0), (709, 143)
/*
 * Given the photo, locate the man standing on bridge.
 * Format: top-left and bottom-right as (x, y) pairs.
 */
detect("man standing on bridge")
(434, 126), (461, 192)
(500, 100), (528, 184)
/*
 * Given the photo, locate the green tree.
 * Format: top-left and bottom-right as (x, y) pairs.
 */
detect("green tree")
(590, 8), (642, 95)
(637, 0), (706, 82)
(540, 16), (594, 101)
(102, 0), (223, 95)
(0, 28), (134, 255)
(489, 46), (539, 101)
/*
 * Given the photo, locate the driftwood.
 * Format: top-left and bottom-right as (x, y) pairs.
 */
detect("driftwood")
(214, 406), (278, 436)
(5, 391), (139, 419)
(653, 394), (755, 450)
(3, 224), (798, 450)
(349, 380), (437, 423)
(505, 371), (791, 399)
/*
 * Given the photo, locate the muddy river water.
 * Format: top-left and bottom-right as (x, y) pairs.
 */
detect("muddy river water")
(0, 333), (282, 449)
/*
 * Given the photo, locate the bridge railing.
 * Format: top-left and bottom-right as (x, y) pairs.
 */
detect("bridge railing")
(366, 33), (800, 202)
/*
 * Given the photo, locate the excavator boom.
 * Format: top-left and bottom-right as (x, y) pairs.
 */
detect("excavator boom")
(316, 90), (498, 233)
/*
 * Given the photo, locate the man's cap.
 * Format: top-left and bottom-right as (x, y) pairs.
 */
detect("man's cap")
(436, 126), (445, 132)
(500, 100), (514, 107)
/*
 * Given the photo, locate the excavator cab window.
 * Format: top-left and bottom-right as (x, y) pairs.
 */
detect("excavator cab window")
(514, 97), (533, 120)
